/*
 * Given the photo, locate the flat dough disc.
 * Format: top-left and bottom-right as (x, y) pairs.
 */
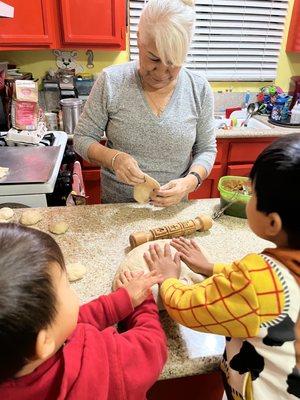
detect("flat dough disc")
(134, 173), (160, 203)
(113, 239), (209, 310)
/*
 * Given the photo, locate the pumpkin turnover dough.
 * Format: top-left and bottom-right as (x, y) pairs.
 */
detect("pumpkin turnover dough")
(0, 207), (14, 221)
(49, 221), (69, 235)
(112, 239), (210, 310)
(133, 173), (160, 203)
(20, 210), (43, 226)
(66, 263), (87, 282)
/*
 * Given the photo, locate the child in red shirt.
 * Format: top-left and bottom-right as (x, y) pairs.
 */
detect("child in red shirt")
(0, 223), (167, 400)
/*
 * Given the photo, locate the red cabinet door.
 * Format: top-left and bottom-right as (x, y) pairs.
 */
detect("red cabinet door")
(59, 0), (126, 49)
(0, 0), (54, 47)
(82, 169), (101, 205)
(189, 165), (222, 200)
(287, 0), (300, 52)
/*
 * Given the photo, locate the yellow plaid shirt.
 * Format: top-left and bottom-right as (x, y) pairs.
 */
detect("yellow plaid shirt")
(160, 253), (285, 338)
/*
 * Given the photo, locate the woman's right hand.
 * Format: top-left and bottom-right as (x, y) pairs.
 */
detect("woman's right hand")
(113, 152), (145, 186)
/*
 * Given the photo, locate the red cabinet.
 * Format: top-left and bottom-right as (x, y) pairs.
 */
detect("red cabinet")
(287, 0), (300, 52)
(0, 0), (126, 50)
(0, 0), (55, 46)
(59, 0), (125, 47)
(82, 168), (101, 205)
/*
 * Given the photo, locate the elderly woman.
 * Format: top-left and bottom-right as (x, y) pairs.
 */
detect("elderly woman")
(74, 0), (216, 206)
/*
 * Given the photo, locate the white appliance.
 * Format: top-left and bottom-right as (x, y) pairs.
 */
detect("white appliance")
(0, 131), (67, 207)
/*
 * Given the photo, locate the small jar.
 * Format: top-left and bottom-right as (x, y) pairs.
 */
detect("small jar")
(44, 112), (59, 131)
(60, 98), (83, 134)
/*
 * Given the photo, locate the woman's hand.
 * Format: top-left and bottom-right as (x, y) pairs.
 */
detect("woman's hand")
(150, 175), (198, 207)
(171, 237), (214, 276)
(144, 243), (181, 282)
(113, 153), (145, 186)
(115, 270), (163, 308)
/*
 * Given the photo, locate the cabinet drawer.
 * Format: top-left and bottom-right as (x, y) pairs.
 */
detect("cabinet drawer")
(227, 164), (253, 177)
(228, 142), (269, 163)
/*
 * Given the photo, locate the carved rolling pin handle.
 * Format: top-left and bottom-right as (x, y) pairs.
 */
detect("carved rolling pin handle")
(129, 214), (213, 249)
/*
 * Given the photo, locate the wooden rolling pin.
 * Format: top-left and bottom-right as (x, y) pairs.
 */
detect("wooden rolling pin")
(129, 214), (213, 248)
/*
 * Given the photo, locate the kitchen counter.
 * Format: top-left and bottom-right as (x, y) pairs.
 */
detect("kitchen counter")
(8, 199), (273, 380)
(216, 114), (300, 139)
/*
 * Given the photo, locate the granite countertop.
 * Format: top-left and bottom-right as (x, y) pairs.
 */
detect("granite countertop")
(8, 199), (273, 380)
(216, 114), (300, 139)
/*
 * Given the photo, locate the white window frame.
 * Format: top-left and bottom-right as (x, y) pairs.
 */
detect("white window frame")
(129, 0), (289, 81)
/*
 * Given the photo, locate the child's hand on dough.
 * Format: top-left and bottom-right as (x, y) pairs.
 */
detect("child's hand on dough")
(115, 270), (163, 308)
(171, 237), (214, 276)
(144, 243), (181, 282)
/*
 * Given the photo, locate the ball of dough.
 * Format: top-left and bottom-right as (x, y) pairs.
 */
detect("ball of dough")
(113, 239), (209, 310)
(134, 173), (160, 203)
(0, 207), (14, 221)
(66, 263), (87, 282)
(20, 210), (43, 226)
(49, 221), (69, 235)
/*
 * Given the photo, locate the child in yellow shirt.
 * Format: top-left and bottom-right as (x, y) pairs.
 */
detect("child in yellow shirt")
(144, 133), (300, 400)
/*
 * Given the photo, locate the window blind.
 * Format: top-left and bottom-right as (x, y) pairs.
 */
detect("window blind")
(129, 0), (289, 81)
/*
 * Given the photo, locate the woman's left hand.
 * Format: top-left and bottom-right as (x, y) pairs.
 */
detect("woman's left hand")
(150, 175), (197, 207)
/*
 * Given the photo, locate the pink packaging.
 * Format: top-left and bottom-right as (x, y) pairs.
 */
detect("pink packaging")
(11, 100), (38, 130)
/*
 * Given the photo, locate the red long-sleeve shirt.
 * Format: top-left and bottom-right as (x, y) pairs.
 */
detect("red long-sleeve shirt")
(0, 288), (167, 400)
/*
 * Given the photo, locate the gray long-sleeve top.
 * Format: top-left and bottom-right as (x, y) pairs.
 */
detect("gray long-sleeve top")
(74, 61), (216, 203)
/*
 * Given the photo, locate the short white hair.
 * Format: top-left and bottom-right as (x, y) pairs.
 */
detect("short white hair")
(138, 0), (195, 66)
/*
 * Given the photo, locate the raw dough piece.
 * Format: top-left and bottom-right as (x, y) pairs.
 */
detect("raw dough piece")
(49, 221), (69, 235)
(134, 173), (160, 203)
(20, 210), (43, 226)
(66, 263), (87, 282)
(0, 167), (9, 180)
(0, 207), (14, 221)
(113, 239), (209, 310)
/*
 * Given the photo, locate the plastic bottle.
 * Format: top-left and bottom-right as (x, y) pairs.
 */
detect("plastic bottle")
(290, 101), (300, 124)
(243, 90), (251, 108)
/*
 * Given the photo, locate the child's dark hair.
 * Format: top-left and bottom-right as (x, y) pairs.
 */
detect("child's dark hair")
(250, 132), (300, 248)
(0, 223), (65, 381)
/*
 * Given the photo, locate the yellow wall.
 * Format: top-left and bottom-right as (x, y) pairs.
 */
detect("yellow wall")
(1, 0), (300, 92)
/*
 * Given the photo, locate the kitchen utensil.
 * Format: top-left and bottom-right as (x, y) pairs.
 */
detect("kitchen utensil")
(212, 191), (239, 220)
(129, 214), (213, 248)
(0, 146), (60, 184)
(241, 103), (259, 127)
(60, 98), (83, 134)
